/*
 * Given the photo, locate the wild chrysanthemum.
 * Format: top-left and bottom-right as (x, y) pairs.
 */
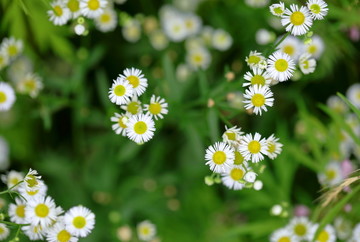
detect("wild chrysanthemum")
(186, 47), (211, 70)
(1, 170), (24, 190)
(346, 83), (360, 108)
(0, 37), (23, 60)
(305, 35), (324, 59)
(183, 13), (202, 37)
(17, 72), (44, 98)
(270, 228), (297, 242)
(326, 95), (348, 114)
(108, 77), (134, 105)
(212, 29), (233, 51)
(205, 142), (235, 173)
(269, 2), (285, 17)
(24, 168), (43, 193)
(0, 82), (16, 111)
(267, 51), (295, 82)
(144, 95), (168, 120)
(0, 50), (9, 70)
(66, 0), (81, 18)
(48, 1), (71, 26)
(64, 205), (95, 238)
(121, 96), (143, 115)
(25, 196), (58, 227)
(299, 53), (316, 74)
(149, 30), (169, 51)
(80, 0), (107, 19)
(111, 112), (129, 136)
(119, 68), (148, 97)
(277, 35), (303, 61)
(163, 16), (187, 42)
(243, 171), (257, 183)
(243, 68), (272, 87)
(239, 133), (268, 163)
(94, 7), (117, 32)
(222, 126), (243, 146)
(0, 224), (10, 241)
(310, 224), (337, 242)
(307, 0), (328, 20)
(288, 216), (313, 241)
(22, 224), (46, 241)
(221, 165), (246, 190)
(281, 4), (313, 36)
(18, 182), (48, 201)
(46, 219), (79, 242)
(318, 161), (343, 186)
(243, 85), (274, 115)
(266, 134), (283, 159)
(233, 148), (249, 167)
(137, 220), (157, 241)
(122, 19), (142, 43)
(126, 114), (156, 144)
(245, 51), (266, 70)
(8, 198), (27, 224)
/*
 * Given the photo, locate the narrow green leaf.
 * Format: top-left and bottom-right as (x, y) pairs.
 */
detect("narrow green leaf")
(207, 107), (219, 142)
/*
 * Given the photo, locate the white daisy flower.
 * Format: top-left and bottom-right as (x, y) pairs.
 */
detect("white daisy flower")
(255, 28), (275, 45)
(243, 68), (272, 87)
(121, 96), (142, 115)
(212, 29), (233, 51)
(94, 7), (117, 32)
(110, 112), (129, 136)
(18, 182), (48, 201)
(269, 2), (285, 17)
(80, 0), (107, 19)
(22, 224), (46, 241)
(119, 68), (148, 97)
(244, 171), (257, 183)
(149, 30), (169, 51)
(183, 13), (202, 37)
(277, 35), (303, 61)
(334, 216), (352, 240)
(176, 63), (192, 82)
(122, 19), (142, 43)
(137, 220), (157, 241)
(0, 50), (9, 70)
(307, 0), (328, 20)
(144, 95), (168, 120)
(0, 82), (16, 111)
(299, 53), (316, 74)
(266, 134), (283, 159)
(221, 165), (246, 190)
(346, 83), (360, 108)
(6, 55), (33, 83)
(8, 197), (27, 224)
(0, 136), (9, 171)
(350, 223), (360, 242)
(310, 224), (336, 242)
(25, 196), (58, 228)
(17, 72), (44, 98)
(162, 16), (187, 42)
(326, 95), (348, 114)
(186, 47), (211, 70)
(108, 77), (134, 105)
(0, 224), (10, 241)
(288, 216), (313, 241)
(185, 36), (205, 51)
(46, 220), (79, 242)
(305, 35), (325, 59)
(239, 133), (268, 163)
(126, 114), (156, 144)
(66, 0), (81, 18)
(318, 161), (343, 187)
(270, 228), (297, 242)
(64, 205), (95, 238)
(222, 126), (244, 146)
(48, 1), (71, 26)
(23, 168), (43, 193)
(245, 50), (266, 70)
(281, 4), (313, 36)
(1, 170), (24, 191)
(267, 51), (295, 82)
(243, 85), (274, 115)
(205, 142), (235, 173)
(0, 37), (23, 60)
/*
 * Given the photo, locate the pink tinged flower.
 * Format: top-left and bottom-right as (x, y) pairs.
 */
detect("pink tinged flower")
(341, 159), (354, 178)
(294, 205), (310, 217)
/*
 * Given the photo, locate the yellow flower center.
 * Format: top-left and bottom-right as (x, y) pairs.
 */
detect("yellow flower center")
(118, 117), (127, 129)
(248, 55), (260, 64)
(54, 5), (63, 16)
(225, 132), (236, 141)
(24, 80), (36, 91)
(230, 168), (244, 180)
(308, 45), (317, 54)
(27, 189), (39, 196)
(134, 121), (147, 134)
(275, 59), (289, 72)
(193, 54), (203, 64)
(57, 229), (71, 242)
(0, 91), (7, 103)
(127, 101), (140, 115)
(35, 204), (49, 218)
(234, 151), (244, 165)
(317, 230), (329, 242)
(8, 45), (18, 57)
(268, 142), (276, 153)
(149, 103), (161, 115)
(126, 75), (140, 88)
(274, 7), (284, 15)
(185, 20), (193, 29)
(140, 226), (150, 235)
(73, 216), (87, 229)
(26, 175), (38, 188)
(325, 169), (336, 180)
(251, 93), (265, 107)
(290, 11), (305, 26)
(283, 45), (295, 56)
(114, 85), (126, 96)
(88, 0), (100, 10)
(302, 60), (309, 69)
(16, 205), (26, 217)
(212, 151), (226, 165)
(310, 4), (321, 14)
(251, 75), (266, 86)
(100, 13), (111, 23)
(248, 140), (261, 154)
(67, 0), (80, 12)
(10, 177), (20, 186)
(278, 237), (291, 242)
(294, 224), (307, 236)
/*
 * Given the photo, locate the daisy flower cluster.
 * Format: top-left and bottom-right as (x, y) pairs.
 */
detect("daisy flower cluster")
(47, 0), (120, 33)
(204, 126), (282, 190)
(108, 67), (168, 144)
(0, 168), (95, 241)
(116, 220), (158, 241)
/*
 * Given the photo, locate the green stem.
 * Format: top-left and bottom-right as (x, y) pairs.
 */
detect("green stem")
(216, 109), (233, 127)
(0, 181), (23, 195)
(0, 220), (29, 226)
